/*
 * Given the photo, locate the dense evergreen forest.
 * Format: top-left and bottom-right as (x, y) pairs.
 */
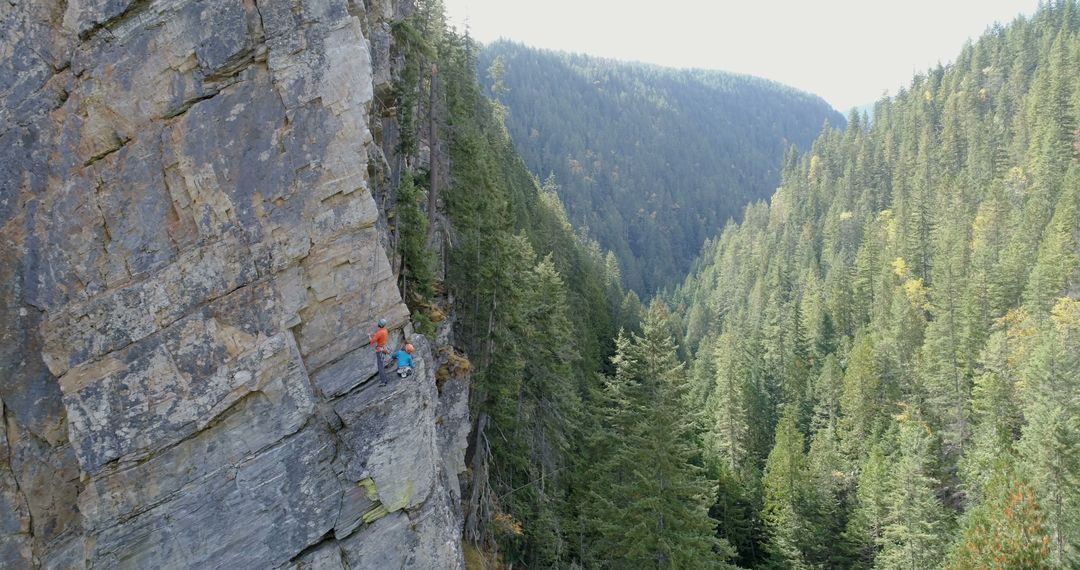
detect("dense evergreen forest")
(401, 1), (1079, 568)
(391, 3), (635, 567)
(673, 2), (1080, 567)
(477, 42), (845, 295)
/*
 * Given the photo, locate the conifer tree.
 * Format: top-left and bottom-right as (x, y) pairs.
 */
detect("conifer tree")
(590, 303), (735, 568)
(762, 407), (829, 568)
(878, 277), (926, 397)
(710, 465), (767, 568)
(396, 170), (436, 301)
(510, 255), (582, 567)
(806, 417), (853, 568)
(706, 331), (752, 477)
(922, 204), (974, 456)
(876, 408), (951, 570)
(1023, 170), (1079, 315)
(846, 442), (891, 568)
(958, 312), (1027, 504)
(1018, 298), (1080, 566)
(811, 354), (844, 433)
(840, 331), (892, 457)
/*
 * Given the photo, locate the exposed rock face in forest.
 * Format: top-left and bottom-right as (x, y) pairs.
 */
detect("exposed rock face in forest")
(0, 0), (467, 567)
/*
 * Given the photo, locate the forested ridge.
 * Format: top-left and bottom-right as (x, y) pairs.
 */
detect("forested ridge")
(673, 2), (1080, 567)
(478, 42), (845, 295)
(402, 1), (1079, 568)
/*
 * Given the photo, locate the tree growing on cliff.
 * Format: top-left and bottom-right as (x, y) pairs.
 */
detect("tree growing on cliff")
(396, 171), (436, 303)
(404, 6), (628, 565)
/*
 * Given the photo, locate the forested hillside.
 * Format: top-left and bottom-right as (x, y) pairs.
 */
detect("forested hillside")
(478, 42), (845, 294)
(673, 2), (1080, 567)
(393, 3), (639, 566)
(407, 1), (1079, 568)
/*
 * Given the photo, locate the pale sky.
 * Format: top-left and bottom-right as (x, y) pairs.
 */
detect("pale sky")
(441, 0), (1041, 112)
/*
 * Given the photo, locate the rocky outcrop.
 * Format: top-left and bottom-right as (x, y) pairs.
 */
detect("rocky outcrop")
(0, 0), (467, 568)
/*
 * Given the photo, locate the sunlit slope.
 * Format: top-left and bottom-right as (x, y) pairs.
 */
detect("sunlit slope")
(673, 3), (1079, 567)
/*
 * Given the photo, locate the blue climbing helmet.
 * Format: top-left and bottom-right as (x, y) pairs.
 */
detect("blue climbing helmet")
(378, 318), (387, 327)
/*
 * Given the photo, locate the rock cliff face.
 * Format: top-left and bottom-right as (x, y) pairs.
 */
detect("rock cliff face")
(0, 0), (468, 567)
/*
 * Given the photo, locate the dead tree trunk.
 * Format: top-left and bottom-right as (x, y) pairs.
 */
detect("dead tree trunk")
(426, 63), (440, 246)
(463, 411), (491, 545)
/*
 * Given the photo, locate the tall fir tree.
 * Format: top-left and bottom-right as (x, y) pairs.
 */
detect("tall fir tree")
(875, 408), (952, 570)
(762, 407), (830, 569)
(845, 442), (892, 569)
(589, 303), (735, 569)
(1017, 298), (1080, 566)
(840, 331), (892, 458)
(706, 331), (753, 477)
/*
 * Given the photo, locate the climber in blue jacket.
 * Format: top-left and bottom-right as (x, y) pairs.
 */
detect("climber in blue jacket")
(386, 343), (415, 379)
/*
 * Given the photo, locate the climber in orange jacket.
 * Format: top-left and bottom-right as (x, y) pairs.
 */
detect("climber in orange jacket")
(369, 318), (390, 354)
(370, 318), (390, 384)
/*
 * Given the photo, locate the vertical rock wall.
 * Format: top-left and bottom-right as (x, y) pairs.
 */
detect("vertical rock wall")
(0, 0), (467, 568)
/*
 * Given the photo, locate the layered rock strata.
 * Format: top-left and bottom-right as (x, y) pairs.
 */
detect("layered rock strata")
(0, 0), (467, 567)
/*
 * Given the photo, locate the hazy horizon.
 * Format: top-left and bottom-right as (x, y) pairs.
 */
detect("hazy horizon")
(442, 0), (1041, 111)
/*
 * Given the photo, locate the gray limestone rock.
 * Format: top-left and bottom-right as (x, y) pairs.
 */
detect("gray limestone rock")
(341, 510), (416, 568)
(0, 0), (468, 567)
(333, 346), (439, 514)
(437, 370), (472, 505)
(278, 539), (348, 570)
(0, 399), (33, 569)
(86, 425), (341, 568)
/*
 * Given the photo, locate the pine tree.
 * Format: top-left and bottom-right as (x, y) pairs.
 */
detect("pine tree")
(709, 459), (769, 568)
(1023, 169), (1079, 315)
(958, 312), (1027, 505)
(705, 331), (752, 477)
(619, 290), (645, 334)
(578, 334), (638, 567)
(762, 407), (830, 568)
(810, 354), (844, 434)
(806, 416), (854, 568)
(511, 255), (582, 567)
(962, 192), (1010, 358)
(922, 201), (974, 457)
(840, 331), (892, 457)
(1018, 298), (1080, 566)
(590, 304), (735, 568)
(876, 408), (951, 570)
(846, 442), (891, 568)
(396, 171), (436, 301)
(878, 276), (926, 399)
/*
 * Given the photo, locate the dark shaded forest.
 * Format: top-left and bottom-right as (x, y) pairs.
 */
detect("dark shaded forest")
(478, 42), (845, 295)
(391, 3), (633, 567)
